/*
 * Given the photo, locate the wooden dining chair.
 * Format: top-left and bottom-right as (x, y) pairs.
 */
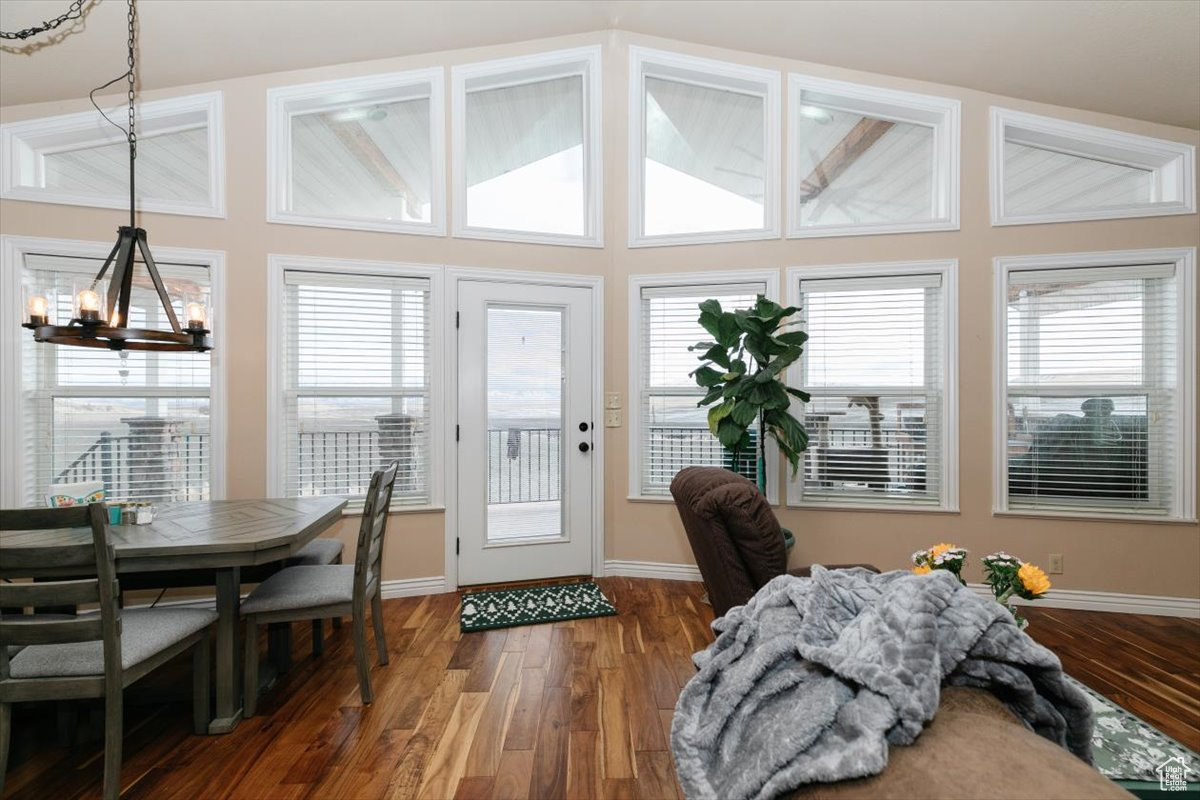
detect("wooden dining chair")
(0, 504), (216, 800)
(242, 461), (398, 714)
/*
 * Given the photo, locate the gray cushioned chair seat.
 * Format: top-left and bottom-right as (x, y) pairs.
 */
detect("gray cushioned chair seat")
(241, 564), (355, 615)
(288, 537), (344, 566)
(8, 607), (217, 678)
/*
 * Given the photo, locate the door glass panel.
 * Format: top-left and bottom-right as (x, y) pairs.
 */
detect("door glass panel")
(486, 305), (564, 542)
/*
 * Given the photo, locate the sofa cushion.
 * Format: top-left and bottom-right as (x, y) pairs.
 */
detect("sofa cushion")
(8, 608), (216, 678)
(241, 564), (355, 615)
(789, 687), (1131, 799)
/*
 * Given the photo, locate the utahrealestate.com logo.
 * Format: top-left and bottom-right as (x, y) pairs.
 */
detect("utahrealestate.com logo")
(1157, 756), (1191, 792)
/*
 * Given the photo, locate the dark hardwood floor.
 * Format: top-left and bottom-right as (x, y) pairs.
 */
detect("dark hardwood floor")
(3, 578), (1197, 799)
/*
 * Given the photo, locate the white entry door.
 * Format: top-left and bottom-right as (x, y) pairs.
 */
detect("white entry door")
(456, 279), (595, 585)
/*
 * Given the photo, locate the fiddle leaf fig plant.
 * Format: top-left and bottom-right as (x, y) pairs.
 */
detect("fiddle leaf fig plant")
(689, 295), (811, 488)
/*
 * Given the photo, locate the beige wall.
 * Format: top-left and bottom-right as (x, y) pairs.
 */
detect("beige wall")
(3, 30), (1197, 599)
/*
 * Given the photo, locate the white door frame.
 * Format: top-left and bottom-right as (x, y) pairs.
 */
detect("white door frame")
(443, 266), (604, 591)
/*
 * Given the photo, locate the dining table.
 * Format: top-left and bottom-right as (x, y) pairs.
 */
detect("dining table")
(0, 496), (347, 733)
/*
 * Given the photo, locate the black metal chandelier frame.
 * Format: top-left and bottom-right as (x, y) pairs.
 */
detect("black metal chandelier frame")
(14, 0), (212, 353)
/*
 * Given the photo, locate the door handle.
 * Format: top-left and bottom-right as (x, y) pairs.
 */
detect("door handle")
(578, 442), (591, 453)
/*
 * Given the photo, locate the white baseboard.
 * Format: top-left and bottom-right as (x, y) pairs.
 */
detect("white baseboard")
(604, 559), (703, 582)
(602, 559), (1199, 618)
(380, 576), (448, 599)
(967, 583), (1200, 618)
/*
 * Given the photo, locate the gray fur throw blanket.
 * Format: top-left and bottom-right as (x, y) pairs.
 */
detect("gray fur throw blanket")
(671, 566), (1093, 800)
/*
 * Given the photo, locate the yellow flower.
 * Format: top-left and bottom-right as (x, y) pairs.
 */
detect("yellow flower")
(928, 542), (957, 559)
(913, 565), (932, 575)
(1018, 563), (1051, 596)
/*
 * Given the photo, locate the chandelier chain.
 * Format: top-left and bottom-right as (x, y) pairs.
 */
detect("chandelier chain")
(0, 0), (87, 40)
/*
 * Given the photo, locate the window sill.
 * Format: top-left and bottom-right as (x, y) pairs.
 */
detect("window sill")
(340, 503), (446, 517)
(786, 501), (959, 514)
(993, 508), (1196, 525)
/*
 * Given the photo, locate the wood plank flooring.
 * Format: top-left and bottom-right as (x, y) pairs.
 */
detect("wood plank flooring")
(3, 578), (1198, 799)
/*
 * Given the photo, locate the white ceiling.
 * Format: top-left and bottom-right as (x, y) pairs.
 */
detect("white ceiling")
(1, 0), (1197, 129)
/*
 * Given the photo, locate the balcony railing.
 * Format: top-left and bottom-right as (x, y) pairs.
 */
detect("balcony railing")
(487, 428), (561, 504)
(55, 431), (209, 502)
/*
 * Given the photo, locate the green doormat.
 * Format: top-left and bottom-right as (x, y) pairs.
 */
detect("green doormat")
(460, 581), (617, 632)
(1067, 675), (1200, 796)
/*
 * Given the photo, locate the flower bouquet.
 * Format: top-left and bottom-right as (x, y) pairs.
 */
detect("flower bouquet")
(911, 544), (1051, 629)
(981, 552), (1051, 630)
(911, 542), (969, 584)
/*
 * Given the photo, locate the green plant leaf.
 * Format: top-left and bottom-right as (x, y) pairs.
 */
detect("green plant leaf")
(700, 344), (731, 370)
(691, 366), (724, 387)
(730, 401), (758, 427)
(785, 386), (812, 402)
(776, 330), (809, 346)
(707, 401), (734, 435)
(716, 416), (748, 450)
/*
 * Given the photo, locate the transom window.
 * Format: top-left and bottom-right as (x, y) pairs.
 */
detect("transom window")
(267, 69), (445, 235)
(1, 92), (225, 218)
(629, 47), (780, 246)
(787, 75), (959, 238)
(452, 47), (603, 246)
(990, 108), (1195, 226)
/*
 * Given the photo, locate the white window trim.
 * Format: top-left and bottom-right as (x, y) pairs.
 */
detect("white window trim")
(628, 47), (782, 248)
(266, 68), (446, 237)
(786, 75), (960, 239)
(1, 92), (226, 219)
(992, 248), (1196, 522)
(265, 254), (445, 513)
(989, 108), (1196, 227)
(627, 269), (783, 503)
(0, 234), (227, 506)
(450, 46), (603, 248)
(785, 260), (959, 511)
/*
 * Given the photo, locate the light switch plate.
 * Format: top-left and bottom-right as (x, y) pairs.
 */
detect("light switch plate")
(1048, 553), (1063, 574)
(604, 409), (622, 427)
(604, 392), (621, 409)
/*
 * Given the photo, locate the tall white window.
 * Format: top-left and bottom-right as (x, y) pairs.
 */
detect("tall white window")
(990, 108), (1195, 226)
(7, 246), (219, 507)
(629, 47), (781, 246)
(787, 75), (959, 238)
(1, 92), (225, 218)
(273, 259), (438, 507)
(789, 262), (957, 509)
(267, 69), (445, 235)
(996, 250), (1195, 520)
(452, 47), (603, 246)
(629, 272), (778, 498)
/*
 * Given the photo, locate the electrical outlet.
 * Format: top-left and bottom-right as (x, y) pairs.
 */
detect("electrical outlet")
(1048, 553), (1063, 574)
(604, 409), (622, 427)
(605, 392), (621, 409)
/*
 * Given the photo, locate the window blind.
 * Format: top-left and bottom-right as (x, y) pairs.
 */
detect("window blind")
(20, 253), (212, 506)
(282, 269), (431, 505)
(797, 273), (944, 505)
(1004, 264), (1176, 513)
(637, 282), (764, 495)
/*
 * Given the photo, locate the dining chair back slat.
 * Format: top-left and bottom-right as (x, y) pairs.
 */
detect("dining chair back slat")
(0, 579), (102, 609)
(0, 616), (107, 647)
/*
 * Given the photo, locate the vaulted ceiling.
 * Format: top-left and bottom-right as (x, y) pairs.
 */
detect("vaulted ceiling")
(1, 1), (1197, 130)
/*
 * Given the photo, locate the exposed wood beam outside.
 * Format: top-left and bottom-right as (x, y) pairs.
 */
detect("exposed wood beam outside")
(318, 114), (420, 212)
(796, 117), (895, 203)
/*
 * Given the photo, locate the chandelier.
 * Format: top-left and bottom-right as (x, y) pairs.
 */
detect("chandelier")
(7, 0), (212, 352)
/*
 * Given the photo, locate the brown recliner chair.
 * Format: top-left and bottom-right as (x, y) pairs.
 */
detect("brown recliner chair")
(670, 466), (877, 617)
